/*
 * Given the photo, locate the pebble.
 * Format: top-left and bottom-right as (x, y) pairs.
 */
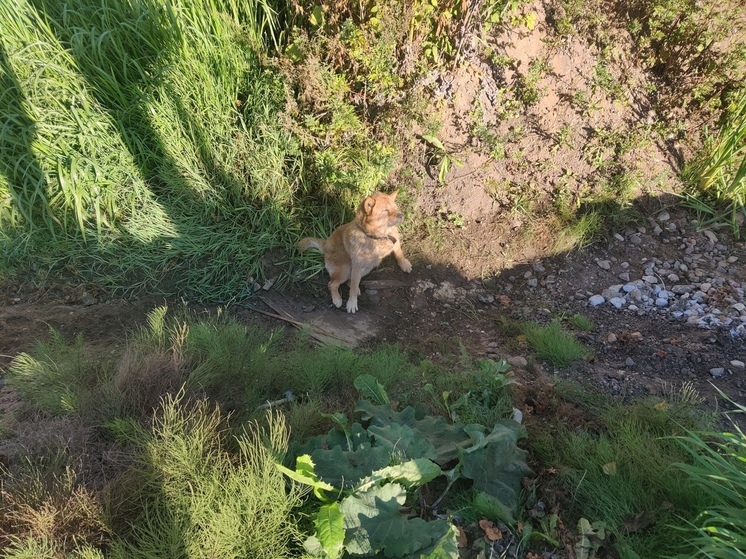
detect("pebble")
(597, 260), (611, 270)
(507, 356), (528, 368)
(730, 360), (745, 369)
(625, 357), (635, 367)
(710, 367), (726, 379)
(578, 230), (746, 338)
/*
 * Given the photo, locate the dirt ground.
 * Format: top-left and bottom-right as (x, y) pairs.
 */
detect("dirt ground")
(1, 208), (744, 421)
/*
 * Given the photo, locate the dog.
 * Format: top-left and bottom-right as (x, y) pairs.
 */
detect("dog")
(298, 190), (412, 313)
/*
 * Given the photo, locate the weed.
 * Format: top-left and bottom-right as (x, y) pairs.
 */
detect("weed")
(528, 380), (722, 558)
(520, 321), (591, 367)
(515, 57), (549, 106)
(683, 89), (746, 237)
(671, 396), (746, 558)
(422, 134), (464, 184)
(568, 313), (595, 331)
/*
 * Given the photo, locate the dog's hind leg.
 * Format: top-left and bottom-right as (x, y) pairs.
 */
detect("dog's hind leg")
(327, 262), (349, 309)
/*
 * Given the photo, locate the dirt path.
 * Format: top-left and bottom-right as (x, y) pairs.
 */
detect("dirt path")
(2, 207), (744, 418)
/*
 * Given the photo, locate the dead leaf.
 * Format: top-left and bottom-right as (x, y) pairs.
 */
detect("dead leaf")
(622, 510), (656, 534)
(654, 401), (668, 412)
(479, 519), (502, 541)
(602, 462), (617, 476)
(456, 526), (468, 548)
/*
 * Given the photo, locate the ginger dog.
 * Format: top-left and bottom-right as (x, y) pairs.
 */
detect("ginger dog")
(298, 191), (412, 313)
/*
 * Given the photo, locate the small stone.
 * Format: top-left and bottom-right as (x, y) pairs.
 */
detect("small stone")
(507, 356), (528, 368)
(527, 278), (538, 287)
(642, 275), (658, 284)
(625, 357), (635, 367)
(732, 303), (745, 312)
(628, 304), (639, 311)
(630, 234), (643, 245)
(703, 230), (718, 243)
(614, 233), (625, 242)
(620, 261), (630, 269)
(618, 272), (631, 282)
(727, 256), (738, 263)
(657, 211), (670, 221)
(262, 278), (276, 290)
(730, 360), (745, 369)
(597, 260), (612, 270)
(477, 294), (495, 304)
(533, 263), (546, 273)
(607, 333), (618, 343)
(609, 297), (626, 308)
(79, 292), (98, 306)
(710, 367), (726, 379)
(667, 274), (680, 282)
(589, 295), (605, 306)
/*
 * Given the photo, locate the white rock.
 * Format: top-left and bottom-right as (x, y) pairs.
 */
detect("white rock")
(609, 297), (626, 308)
(589, 295), (605, 306)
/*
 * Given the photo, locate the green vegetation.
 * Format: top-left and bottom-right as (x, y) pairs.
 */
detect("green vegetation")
(526, 380), (746, 559)
(1, 307), (745, 558)
(520, 320), (591, 367)
(2, 0), (746, 557)
(685, 89), (746, 236)
(0, 307), (525, 556)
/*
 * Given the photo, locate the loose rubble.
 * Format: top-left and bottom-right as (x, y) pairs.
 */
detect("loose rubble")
(585, 227), (746, 338)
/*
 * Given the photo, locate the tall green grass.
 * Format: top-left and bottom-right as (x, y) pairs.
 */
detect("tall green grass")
(685, 89), (746, 237)
(0, 0), (304, 300)
(528, 384), (714, 558)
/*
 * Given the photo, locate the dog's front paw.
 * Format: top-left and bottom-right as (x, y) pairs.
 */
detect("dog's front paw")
(346, 299), (358, 313)
(399, 258), (412, 273)
(332, 294), (343, 308)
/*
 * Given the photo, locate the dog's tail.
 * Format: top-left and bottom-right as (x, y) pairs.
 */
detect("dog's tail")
(298, 237), (326, 253)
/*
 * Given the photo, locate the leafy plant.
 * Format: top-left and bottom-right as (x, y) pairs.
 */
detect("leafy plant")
(280, 376), (533, 558)
(422, 134), (463, 184)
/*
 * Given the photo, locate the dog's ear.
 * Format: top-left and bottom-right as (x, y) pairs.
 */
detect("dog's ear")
(390, 189), (399, 200)
(363, 196), (376, 214)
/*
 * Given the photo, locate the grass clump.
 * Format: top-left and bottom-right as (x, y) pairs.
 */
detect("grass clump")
(684, 89), (746, 237)
(527, 381), (715, 558)
(106, 398), (306, 559)
(672, 397), (746, 558)
(520, 320), (591, 367)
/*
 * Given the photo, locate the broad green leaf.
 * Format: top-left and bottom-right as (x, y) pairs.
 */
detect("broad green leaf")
(276, 454), (335, 501)
(340, 483), (451, 557)
(368, 422), (438, 461)
(356, 458), (442, 492)
(354, 374), (390, 405)
(311, 444), (392, 489)
(575, 518), (606, 559)
(421, 134), (445, 152)
(315, 502), (345, 559)
(459, 421), (533, 522)
(356, 401), (472, 465)
(414, 525), (460, 559)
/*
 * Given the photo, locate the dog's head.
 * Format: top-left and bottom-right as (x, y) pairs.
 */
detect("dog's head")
(358, 190), (403, 236)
